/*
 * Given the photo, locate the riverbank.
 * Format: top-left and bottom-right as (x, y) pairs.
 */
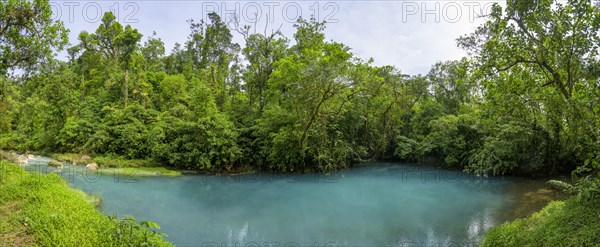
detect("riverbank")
(480, 197), (600, 246)
(95, 167), (182, 177)
(0, 160), (173, 246)
(51, 152), (270, 175)
(50, 153), (185, 176)
(5, 150), (574, 179)
(51, 153), (158, 168)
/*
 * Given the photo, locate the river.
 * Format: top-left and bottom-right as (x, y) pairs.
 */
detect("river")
(23, 156), (565, 246)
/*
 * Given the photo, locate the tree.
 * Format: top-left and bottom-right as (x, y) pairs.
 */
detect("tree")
(241, 31), (289, 112)
(74, 12), (143, 106)
(261, 18), (358, 170)
(459, 0), (599, 100)
(184, 13), (240, 109)
(458, 0), (600, 179)
(0, 0), (68, 137)
(0, 0), (68, 76)
(88, 12), (142, 66)
(427, 58), (476, 114)
(141, 32), (166, 72)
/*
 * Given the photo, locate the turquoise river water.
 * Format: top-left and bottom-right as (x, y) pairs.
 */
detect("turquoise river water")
(24, 156), (564, 247)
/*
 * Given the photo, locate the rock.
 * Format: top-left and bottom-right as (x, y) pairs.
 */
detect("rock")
(48, 160), (64, 168)
(27, 154), (35, 160)
(77, 155), (93, 165)
(17, 155), (28, 166)
(86, 162), (98, 170)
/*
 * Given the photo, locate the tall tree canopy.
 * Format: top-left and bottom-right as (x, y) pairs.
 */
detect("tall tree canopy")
(0, 0), (68, 76)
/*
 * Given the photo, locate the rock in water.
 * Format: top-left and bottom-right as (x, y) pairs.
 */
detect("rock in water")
(17, 155), (28, 166)
(78, 155), (93, 165)
(86, 162), (98, 170)
(48, 160), (64, 168)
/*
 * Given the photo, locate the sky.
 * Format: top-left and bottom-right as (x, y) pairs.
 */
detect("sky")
(48, 0), (499, 75)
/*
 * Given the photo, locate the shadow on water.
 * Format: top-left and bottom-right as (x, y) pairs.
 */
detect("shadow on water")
(496, 178), (569, 222)
(20, 156), (567, 247)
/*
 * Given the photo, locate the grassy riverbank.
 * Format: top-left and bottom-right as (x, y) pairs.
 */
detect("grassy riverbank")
(50, 153), (183, 176)
(0, 161), (173, 246)
(481, 198), (600, 247)
(52, 153), (158, 168)
(95, 167), (182, 177)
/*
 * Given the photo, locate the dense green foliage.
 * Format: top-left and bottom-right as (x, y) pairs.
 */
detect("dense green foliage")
(0, 0), (68, 75)
(481, 198), (600, 247)
(1, 0), (600, 245)
(0, 0), (598, 188)
(0, 161), (172, 246)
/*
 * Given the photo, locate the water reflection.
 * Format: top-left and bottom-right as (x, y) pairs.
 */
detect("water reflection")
(466, 209), (495, 242)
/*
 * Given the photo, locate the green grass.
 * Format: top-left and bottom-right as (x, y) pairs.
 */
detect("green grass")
(93, 156), (159, 168)
(0, 161), (173, 246)
(481, 198), (600, 247)
(69, 187), (101, 207)
(95, 167), (182, 177)
(51, 153), (159, 168)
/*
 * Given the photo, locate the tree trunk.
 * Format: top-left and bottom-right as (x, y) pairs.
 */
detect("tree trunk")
(124, 69), (129, 107)
(299, 86), (332, 149)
